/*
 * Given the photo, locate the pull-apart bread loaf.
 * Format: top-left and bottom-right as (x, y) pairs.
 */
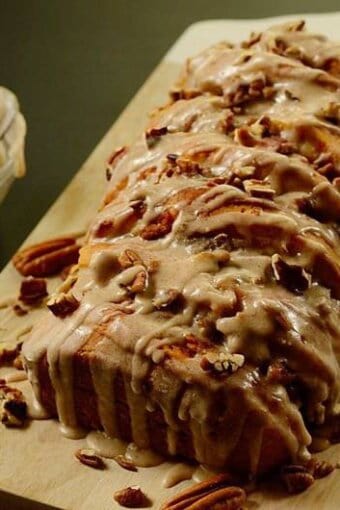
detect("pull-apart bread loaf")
(23, 21), (340, 476)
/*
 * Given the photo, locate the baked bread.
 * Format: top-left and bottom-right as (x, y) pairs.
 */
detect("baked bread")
(22, 21), (340, 476)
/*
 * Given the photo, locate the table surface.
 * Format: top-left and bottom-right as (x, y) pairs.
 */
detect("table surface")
(1, 0), (340, 267)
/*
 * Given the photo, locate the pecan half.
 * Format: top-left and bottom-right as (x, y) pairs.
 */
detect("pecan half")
(306, 458), (335, 479)
(271, 254), (311, 294)
(75, 448), (105, 470)
(161, 474), (245, 510)
(115, 455), (138, 472)
(47, 292), (80, 318)
(114, 486), (150, 508)
(164, 156), (203, 178)
(19, 277), (48, 305)
(281, 464), (314, 494)
(0, 384), (27, 427)
(13, 237), (80, 277)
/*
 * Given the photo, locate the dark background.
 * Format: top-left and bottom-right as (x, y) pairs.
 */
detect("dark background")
(1, 0), (339, 268)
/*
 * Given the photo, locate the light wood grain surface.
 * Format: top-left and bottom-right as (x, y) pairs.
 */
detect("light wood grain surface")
(0, 14), (339, 509)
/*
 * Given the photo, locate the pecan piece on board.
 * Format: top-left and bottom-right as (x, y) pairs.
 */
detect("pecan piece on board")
(75, 448), (105, 470)
(306, 458), (335, 479)
(114, 486), (150, 508)
(13, 237), (80, 277)
(0, 384), (27, 427)
(161, 474), (245, 510)
(280, 464), (314, 494)
(19, 277), (48, 305)
(115, 455), (138, 472)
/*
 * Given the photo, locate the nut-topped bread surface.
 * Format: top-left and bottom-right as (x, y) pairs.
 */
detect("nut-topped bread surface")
(22, 20), (340, 476)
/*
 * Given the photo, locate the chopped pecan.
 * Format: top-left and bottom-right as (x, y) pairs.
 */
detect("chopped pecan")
(94, 219), (116, 238)
(47, 292), (80, 318)
(107, 146), (127, 167)
(176, 157), (202, 175)
(19, 277), (48, 305)
(200, 352), (245, 376)
(114, 486), (150, 508)
(243, 179), (275, 200)
(115, 455), (138, 472)
(271, 254), (311, 294)
(75, 448), (105, 470)
(145, 126), (168, 149)
(141, 209), (178, 240)
(162, 156), (203, 179)
(306, 458), (335, 479)
(280, 464), (314, 494)
(266, 359), (296, 385)
(161, 474), (245, 510)
(13, 237), (80, 277)
(0, 384), (27, 427)
(118, 249), (143, 269)
(227, 77), (272, 107)
(129, 269), (148, 294)
(57, 265), (79, 292)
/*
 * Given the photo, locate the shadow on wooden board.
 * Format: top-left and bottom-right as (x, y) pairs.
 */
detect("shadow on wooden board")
(0, 491), (60, 510)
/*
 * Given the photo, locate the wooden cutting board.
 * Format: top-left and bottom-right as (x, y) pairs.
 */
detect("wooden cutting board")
(0, 12), (339, 510)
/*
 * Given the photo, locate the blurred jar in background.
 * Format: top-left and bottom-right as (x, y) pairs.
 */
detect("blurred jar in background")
(0, 87), (26, 204)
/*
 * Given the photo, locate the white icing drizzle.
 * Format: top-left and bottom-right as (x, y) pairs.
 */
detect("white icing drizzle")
(86, 431), (163, 466)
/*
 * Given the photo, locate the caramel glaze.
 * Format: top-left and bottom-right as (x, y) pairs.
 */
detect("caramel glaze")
(23, 21), (340, 476)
